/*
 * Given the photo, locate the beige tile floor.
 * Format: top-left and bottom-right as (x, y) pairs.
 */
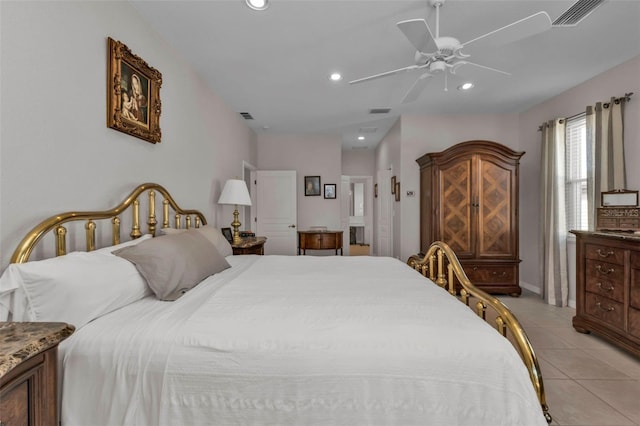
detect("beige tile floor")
(497, 291), (640, 426)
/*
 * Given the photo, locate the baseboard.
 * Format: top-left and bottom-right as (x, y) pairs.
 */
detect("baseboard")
(520, 281), (541, 295)
(568, 299), (576, 309)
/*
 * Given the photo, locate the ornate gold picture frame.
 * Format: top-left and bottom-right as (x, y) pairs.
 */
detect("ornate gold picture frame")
(107, 37), (162, 144)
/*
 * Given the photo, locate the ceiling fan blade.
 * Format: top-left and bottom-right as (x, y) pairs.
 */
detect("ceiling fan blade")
(349, 65), (420, 85)
(451, 60), (511, 76)
(401, 73), (432, 104)
(397, 19), (438, 53)
(461, 11), (552, 49)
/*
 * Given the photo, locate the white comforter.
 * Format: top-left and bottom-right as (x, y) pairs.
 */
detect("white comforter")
(60, 255), (546, 426)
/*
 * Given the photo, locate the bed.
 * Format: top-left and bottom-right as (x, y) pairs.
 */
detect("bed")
(0, 183), (551, 425)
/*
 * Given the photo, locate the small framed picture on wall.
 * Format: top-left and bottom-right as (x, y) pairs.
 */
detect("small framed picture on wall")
(304, 176), (321, 196)
(324, 184), (336, 199)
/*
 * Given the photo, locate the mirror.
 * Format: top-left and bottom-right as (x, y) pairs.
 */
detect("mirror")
(350, 182), (364, 217)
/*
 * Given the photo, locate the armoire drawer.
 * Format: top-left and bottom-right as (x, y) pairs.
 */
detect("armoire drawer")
(585, 292), (624, 330)
(463, 264), (516, 285)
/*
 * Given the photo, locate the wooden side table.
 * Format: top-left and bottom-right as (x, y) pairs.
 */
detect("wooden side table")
(298, 230), (343, 255)
(1, 322), (75, 426)
(231, 236), (267, 255)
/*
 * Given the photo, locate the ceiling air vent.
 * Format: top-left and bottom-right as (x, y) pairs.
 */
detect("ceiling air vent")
(369, 108), (391, 115)
(552, 0), (606, 26)
(239, 112), (254, 120)
(351, 146), (369, 150)
(359, 126), (378, 134)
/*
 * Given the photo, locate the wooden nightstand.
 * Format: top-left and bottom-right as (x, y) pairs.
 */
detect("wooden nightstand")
(1, 322), (75, 426)
(231, 236), (267, 255)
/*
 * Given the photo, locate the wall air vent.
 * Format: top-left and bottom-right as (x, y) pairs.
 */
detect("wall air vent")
(369, 108), (391, 114)
(552, 0), (606, 26)
(239, 112), (254, 120)
(351, 146), (369, 150)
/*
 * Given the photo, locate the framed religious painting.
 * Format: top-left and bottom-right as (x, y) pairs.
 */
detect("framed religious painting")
(107, 37), (162, 143)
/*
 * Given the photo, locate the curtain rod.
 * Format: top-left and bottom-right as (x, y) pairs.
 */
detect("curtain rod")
(537, 92), (634, 131)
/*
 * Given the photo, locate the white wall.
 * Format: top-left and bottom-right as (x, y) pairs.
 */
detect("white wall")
(256, 133), (342, 231)
(342, 149), (375, 177)
(518, 55), (640, 298)
(0, 1), (256, 268)
(378, 54), (639, 296)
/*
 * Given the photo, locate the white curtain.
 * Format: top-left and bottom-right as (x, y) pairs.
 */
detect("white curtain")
(586, 96), (628, 228)
(539, 119), (569, 307)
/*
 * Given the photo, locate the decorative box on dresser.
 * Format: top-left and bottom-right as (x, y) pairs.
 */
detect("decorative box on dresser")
(416, 140), (524, 295)
(571, 231), (640, 357)
(0, 322), (75, 426)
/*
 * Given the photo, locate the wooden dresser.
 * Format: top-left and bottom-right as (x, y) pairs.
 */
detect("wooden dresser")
(1, 322), (75, 426)
(571, 231), (640, 357)
(298, 230), (343, 255)
(416, 140), (524, 295)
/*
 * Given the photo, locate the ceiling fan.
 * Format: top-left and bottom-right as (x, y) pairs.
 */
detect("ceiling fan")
(349, 0), (552, 103)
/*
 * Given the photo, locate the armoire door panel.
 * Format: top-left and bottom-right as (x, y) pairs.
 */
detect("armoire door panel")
(477, 157), (515, 258)
(438, 158), (474, 257)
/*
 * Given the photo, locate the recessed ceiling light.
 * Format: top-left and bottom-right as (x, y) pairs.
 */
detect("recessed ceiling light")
(329, 72), (342, 82)
(358, 135), (365, 141)
(245, 0), (269, 11)
(458, 82), (474, 91)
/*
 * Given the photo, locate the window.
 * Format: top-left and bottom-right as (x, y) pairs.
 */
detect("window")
(565, 114), (588, 231)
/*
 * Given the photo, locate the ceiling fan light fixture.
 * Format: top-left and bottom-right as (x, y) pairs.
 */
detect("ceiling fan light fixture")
(458, 82), (474, 91)
(245, 0), (269, 11)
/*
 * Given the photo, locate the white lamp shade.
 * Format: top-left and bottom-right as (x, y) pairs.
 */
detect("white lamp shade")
(218, 179), (252, 206)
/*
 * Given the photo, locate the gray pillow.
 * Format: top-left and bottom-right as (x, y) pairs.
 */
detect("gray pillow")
(114, 230), (230, 301)
(160, 225), (233, 258)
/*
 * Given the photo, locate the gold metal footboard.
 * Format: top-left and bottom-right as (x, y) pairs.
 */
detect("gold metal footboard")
(11, 183), (206, 264)
(408, 241), (551, 424)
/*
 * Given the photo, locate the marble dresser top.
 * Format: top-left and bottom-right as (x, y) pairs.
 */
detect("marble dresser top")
(0, 322), (75, 378)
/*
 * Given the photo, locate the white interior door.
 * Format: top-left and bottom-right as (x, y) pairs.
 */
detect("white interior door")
(256, 170), (297, 255)
(376, 169), (393, 257)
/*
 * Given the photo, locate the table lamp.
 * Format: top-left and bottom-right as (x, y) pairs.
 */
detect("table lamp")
(217, 179), (252, 244)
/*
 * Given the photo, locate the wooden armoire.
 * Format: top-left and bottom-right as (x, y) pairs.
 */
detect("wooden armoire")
(416, 140), (524, 296)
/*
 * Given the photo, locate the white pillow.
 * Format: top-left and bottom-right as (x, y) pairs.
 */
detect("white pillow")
(160, 226), (233, 257)
(95, 234), (152, 254)
(0, 250), (151, 328)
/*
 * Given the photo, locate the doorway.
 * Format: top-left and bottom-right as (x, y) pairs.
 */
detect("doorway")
(341, 176), (373, 256)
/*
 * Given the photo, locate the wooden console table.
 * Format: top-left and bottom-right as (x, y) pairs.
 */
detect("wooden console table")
(298, 230), (343, 255)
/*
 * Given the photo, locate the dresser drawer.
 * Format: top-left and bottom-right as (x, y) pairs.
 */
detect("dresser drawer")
(585, 243), (625, 265)
(463, 264), (516, 285)
(585, 292), (624, 330)
(585, 259), (623, 284)
(586, 272), (624, 303)
(0, 379), (29, 426)
(630, 307), (640, 340)
(631, 251), (640, 310)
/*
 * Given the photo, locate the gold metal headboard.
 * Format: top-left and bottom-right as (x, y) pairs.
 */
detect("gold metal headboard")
(11, 183), (207, 264)
(408, 241), (551, 424)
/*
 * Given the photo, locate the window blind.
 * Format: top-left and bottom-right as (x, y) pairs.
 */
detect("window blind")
(565, 114), (587, 231)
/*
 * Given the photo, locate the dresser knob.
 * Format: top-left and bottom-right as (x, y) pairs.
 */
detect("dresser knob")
(596, 301), (615, 312)
(596, 248), (614, 258)
(596, 282), (614, 292)
(595, 264), (614, 275)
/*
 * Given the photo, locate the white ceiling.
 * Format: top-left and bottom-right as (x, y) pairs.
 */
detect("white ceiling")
(130, 0), (640, 150)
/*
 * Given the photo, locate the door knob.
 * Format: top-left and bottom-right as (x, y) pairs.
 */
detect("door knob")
(288, 224), (296, 228)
